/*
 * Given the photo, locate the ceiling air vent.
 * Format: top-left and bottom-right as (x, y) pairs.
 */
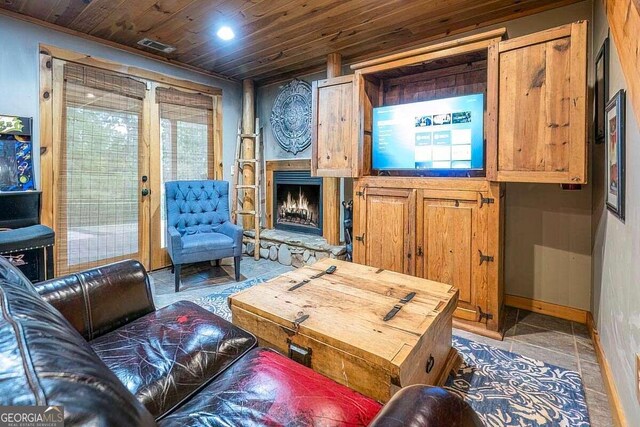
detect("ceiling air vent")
(137, 38), (176, 54)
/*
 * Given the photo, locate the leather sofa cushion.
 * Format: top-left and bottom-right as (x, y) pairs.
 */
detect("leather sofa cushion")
(159, 347), (382, 427)
(35, 259), (155, 340)
(368, 385), (483, 427)
(181, 232), (234, 254)
(0, 256), (155, 427)
(91, 300), (256, 419)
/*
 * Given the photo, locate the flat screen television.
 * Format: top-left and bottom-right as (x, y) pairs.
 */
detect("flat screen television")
(372, 93), (485, 176)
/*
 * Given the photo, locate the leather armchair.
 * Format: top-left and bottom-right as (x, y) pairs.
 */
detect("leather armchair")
(165, 180), (243, 291)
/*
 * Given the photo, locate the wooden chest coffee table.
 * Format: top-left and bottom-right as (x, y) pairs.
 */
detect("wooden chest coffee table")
(229, 259), (459, 402)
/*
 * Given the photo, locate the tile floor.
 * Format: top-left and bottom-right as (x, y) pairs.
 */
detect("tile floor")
(150, 256), (614, 427)
(151, 257), (293, 308)
(454, 308), (614, 427)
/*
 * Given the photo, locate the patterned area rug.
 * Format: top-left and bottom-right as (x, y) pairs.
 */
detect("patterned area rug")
(195, 278), (590, 427)
(195, 277), (265, 321)
(447, 337), (589, 427)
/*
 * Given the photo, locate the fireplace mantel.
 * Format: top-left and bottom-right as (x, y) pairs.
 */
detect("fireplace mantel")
(265, 159), (339, 244)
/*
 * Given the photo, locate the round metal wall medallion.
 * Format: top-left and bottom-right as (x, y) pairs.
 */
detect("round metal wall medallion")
(270, 79), (312, 155)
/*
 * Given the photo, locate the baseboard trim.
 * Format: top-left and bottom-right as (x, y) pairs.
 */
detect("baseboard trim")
(504, 294), (588, 324)
(587, 313), (628, 427)
(453, 318), (503, 340)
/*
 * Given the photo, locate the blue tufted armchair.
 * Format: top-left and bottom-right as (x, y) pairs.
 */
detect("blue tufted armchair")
(165, 180), (243, 292)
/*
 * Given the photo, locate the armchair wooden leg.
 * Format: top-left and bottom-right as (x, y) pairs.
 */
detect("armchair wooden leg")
(234, 256), (241, 281)
(174, 264), (181, 292)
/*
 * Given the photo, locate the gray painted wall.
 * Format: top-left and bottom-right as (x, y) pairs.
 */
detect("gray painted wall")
(257, 71), (324, 161)
(0, 14), (242, 185)
(591, 0), (640, 422)
(485, 1), (594, 311)
(257, 71), (350, 241)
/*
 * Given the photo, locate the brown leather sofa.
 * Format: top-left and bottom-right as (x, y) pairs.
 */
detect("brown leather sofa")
(0, 255), (482, 426)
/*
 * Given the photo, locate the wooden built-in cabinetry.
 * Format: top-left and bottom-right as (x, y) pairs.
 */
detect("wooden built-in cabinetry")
(311, 75), (360, 177)
(311, 22), (588, 184)
(310, 22), (588, 338)
(357, 186), (416, 275)
(353, 178), (504, 336)
(494, 22), (588, 183)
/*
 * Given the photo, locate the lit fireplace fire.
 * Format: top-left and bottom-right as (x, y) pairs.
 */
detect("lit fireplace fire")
(277, 186), (318, 227)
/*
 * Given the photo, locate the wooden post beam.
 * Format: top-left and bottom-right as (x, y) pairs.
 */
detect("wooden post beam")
(323, 53), (342, 246)
(606, 0), (640, 133)
(241, 79), (256, 229)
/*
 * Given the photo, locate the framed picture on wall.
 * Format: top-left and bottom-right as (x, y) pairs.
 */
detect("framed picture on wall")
(605, 89), (625, 221)
(594, 36), (609, 144)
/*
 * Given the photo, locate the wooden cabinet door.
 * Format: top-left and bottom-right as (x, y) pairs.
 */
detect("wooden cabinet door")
(416, 190), (488, 322)
(492, 21), (587, 183)
(311, 75), (360, 177)
(353, 187), (416, 275)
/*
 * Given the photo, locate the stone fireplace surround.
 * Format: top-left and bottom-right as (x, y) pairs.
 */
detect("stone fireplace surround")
(240, 159), (346, 266)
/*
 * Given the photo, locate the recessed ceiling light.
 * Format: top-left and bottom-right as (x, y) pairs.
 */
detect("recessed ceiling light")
(217, 26), (235, 41)
(86, 93), (95, 99)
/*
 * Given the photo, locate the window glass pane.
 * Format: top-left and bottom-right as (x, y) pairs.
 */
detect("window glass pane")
(57, 78), (142, 274)
(159, 103), (212, 247)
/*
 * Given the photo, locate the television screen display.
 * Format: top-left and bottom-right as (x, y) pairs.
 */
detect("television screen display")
(372, 94), (484, 173)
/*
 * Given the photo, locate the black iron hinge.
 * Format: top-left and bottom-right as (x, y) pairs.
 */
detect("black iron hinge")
(355, 190), (365, 198)
(478, 307), (493, 322)
(478, 250), (494, 265)
(355, 233), (365, 244)
(480, 197), (495, 208)
(293, 314), (309, 329)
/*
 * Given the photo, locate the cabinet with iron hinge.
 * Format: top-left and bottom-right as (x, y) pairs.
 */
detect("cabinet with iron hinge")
(353, 177), (504, 338)
(492, 21), (588, 183)
(311, 23), (589, 184)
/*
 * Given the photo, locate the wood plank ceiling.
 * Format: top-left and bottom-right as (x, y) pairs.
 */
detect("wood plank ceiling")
(1, 0), (583, 84)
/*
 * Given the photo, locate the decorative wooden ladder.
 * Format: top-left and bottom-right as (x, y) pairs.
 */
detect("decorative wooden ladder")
(231, 118), (262, 260)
